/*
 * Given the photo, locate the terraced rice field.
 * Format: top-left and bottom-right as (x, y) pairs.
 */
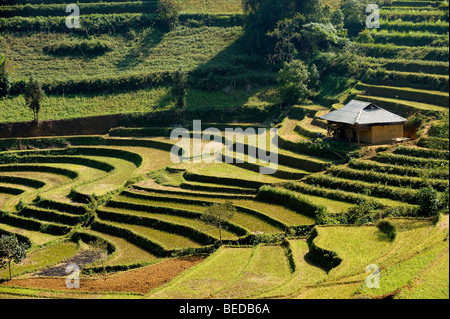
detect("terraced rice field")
(356, 0), (449, 118)
(0, 0), (448, 301)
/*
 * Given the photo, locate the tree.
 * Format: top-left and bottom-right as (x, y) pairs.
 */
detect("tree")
(157, 0), (181, 31)
(200, 201), (236, 245)
(267, 13), (304, 64)
(0, 235), (27, 280)
(277, 59), (311, 106)
(0, 55), (11, 99)
(24, 76), (44, 123)
(172, 65), (187, 110)
(243, 0), (323, 55)
(340, 0), (370, 36)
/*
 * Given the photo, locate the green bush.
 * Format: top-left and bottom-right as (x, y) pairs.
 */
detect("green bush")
(43, 39), (112, 56)
(157, 0), (181, 31)
(377, 220), (397, 241)
(415, 186), (440, 217)
(256, 185), (327, 218)
(417, 136), (449, 150)
(304, 174), (419, 204)
(327, 166), (449, 192)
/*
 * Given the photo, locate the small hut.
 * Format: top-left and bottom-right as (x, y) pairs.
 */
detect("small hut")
(320, 100), (407, 144)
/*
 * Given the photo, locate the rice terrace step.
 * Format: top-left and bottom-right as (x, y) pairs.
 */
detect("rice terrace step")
(0, 0), (448, 305)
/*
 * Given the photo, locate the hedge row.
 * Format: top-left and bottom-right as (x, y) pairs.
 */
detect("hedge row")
(348, 158), (449, 179)
(393, 146), (449, 160)
(108, 127), (173, 138)
(0, 153), (115, 172)
(391, 1), (440, 7)
(1, 147), (143, 168)
(36, 198), (88, 215)
(234, 204), (288, 231)
(305, 228), (342, 272)
(96, 208), (215, 246)
(371, 31), (449, 47)
(417, 136), (449, 150)
(69, 231), (116, 255)
(0, 164), (78, 179)
(105, 199), (248, 236)
(327, 166), (449, 192)
(285, 181), (381, 206)
(358, 43), (449, 62)
(355, 95), (441, 118)
(233, 142), (330, 172)
(43, 39), (112, 56)
(381, 59), (449, 76)
(0, 211), (71, 235)
(0, 175), (45, 189)
(2, 0), (135, 5)
(221, 154), (307, 180)
(358, 83), (449, 107)
(90, 220), (167, 257)
(0, 2), (159, 18)
(382, 20), (450, 34)
(131, 184), (253, 200)
(304, 174), (419, 204)
(120, 189), (216, 205)
(121, 189), (286, 230)
(0, 136), (70, 152)
(183, 171), (264, 190)
(180, 181), (257, 195)
(362, 68), (449, 92)
(255, 185), (326, 219)
(381, 9), (449, 22)
(374, 152), (448, 168)
(0, 13), (159, 33)
(18, 206), (80, 226)
(0, 186), (24, 195)
(9, 70), (171, 96)
(9, 68), (274, 97)
(0, 12), (245, 34)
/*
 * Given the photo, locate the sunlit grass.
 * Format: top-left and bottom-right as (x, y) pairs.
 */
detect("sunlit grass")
(147, 246), (254, 298)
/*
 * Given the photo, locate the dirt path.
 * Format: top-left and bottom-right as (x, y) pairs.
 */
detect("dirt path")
(3, 255), (206, 295)
(32, 250), (102, 277)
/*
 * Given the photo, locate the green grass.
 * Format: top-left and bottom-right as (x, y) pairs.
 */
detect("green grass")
(177, 0), (244, 14)
(147, 246), (254, 299)
(101, 202), (244, 240)
(85, 229), (159, 266)
(0, 223), (60, 246)
(0, 240), (79, 280)
(1, 26), (244, 82)
(304, 219), (449, 298)
(212, 245), (292, 298)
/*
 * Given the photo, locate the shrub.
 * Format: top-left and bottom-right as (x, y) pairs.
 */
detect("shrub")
(377, 220), (397, 241)
(43, 39), (112, 56)
(277, 59), (311, 106)
(157, 0), (181, 31)
(415, 186), (440, 217)
(344, 200), (381, 225)
(0, 55), (11, 99)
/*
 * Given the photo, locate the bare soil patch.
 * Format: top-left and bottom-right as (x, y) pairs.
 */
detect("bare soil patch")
(2, 255), (206, 295)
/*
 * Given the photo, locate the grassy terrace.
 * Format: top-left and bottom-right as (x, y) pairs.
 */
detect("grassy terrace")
(0, 0), (448, 300)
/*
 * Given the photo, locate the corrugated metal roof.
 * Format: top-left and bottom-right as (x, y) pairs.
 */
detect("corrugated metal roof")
(319, 100), (407, 125)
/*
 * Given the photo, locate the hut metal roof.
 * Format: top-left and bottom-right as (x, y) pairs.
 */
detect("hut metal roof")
(319, 100), (407, 125)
